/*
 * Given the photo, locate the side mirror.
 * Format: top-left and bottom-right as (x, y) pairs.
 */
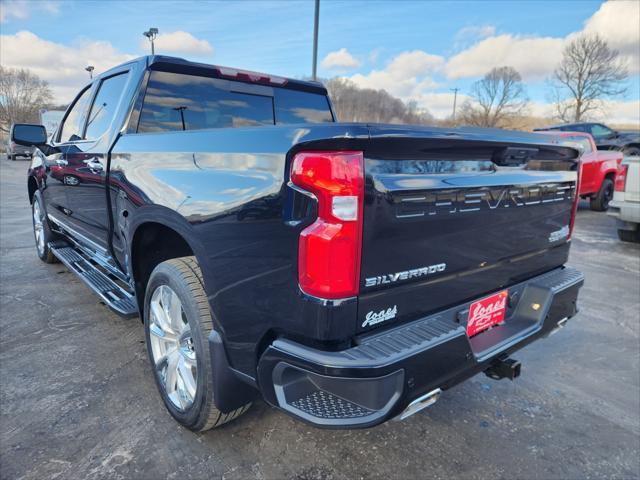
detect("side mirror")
(11, 124), (47, 147)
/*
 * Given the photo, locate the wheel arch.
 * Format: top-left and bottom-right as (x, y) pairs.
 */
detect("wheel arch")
(27, 175), (38, 204)
(128, 208), (208, 319)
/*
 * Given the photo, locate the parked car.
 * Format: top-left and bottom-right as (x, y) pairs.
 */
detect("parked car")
(16, 55), (584, 432)
(6, 124), (34, 160)
(607, 156), (640, 242)
(535, 122), (640, 157)
(539, 131), (622, 211)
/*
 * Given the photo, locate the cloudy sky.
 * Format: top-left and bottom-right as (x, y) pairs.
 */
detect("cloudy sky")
(1, 0), (639, 123)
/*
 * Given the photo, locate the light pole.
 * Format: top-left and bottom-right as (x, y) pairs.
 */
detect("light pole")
(143, 28), (159, 55)
(312, 0), (319, 80)
(85, 66), (94, 79)
(173, 106), (188, 131)
(450, 87), (459, 123)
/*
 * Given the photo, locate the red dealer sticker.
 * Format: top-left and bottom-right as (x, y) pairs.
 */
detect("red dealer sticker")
(466, 290), (508, 337)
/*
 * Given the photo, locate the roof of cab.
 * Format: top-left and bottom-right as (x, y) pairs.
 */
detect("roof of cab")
(92, 55), (328, 95)
(149, 55), (327, 94)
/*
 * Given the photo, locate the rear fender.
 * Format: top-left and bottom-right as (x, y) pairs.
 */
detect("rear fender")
(126, 205), (208, 280)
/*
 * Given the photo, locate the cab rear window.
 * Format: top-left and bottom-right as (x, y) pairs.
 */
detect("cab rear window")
(274, 89), (333, 124)
(137, 70), (332, 133)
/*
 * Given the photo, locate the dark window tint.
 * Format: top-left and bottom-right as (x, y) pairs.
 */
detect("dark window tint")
(274, 88), (332, 124)
(138, 71), (274, 133)
(85, 73), (129, 140)
(13, 124), (46, 144)
(59, 87), (92, 142)
(591, 124), (613, 139)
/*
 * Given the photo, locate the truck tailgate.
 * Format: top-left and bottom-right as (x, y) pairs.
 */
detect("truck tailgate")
(357, 126), (579, 333)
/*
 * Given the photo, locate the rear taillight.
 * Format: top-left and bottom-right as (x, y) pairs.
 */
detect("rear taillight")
(291, 151), (364, 299)
(615, 165), (628, 192)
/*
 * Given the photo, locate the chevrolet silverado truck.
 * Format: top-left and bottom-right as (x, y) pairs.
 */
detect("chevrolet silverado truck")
(16, 56), (584, 431)
(539, 131), (622, 211)
(536, 122), (640, 157)
(608, 156), (640, 242)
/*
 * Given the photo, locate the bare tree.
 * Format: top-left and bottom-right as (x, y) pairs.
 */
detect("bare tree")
(0, 66), (53, 133)
(325, 78), (433, 125)
(459, 66), (528, 128)
(552, 34), (627, 122)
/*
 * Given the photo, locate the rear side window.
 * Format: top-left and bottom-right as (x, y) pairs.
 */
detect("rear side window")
(59, 87), (93, 142)
(85, 72), (129, 140)
(591, 124), (613, 139)
(138, 71), (274, 133)
(274, 89), (333, 124)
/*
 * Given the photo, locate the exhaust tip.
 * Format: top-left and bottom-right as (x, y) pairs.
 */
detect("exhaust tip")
(396, 388), (442, 421)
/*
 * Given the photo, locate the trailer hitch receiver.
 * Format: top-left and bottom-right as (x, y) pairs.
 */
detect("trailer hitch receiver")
(484, 356), (521, 381)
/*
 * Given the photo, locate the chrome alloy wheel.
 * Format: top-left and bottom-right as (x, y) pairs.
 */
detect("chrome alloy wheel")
(32, 200), (45, 256)
(149, 285), (197, 410)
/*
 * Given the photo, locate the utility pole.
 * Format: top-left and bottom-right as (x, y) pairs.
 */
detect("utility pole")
(143, 28), (159, 55)
(450, 87), (459, 123)
(312, 0), (319, 81)
(85, 66), (94, 79)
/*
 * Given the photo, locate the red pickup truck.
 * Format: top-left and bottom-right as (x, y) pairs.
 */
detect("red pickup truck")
(541, 131), (622, 211)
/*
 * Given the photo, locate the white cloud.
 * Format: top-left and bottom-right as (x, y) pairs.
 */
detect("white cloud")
(446, 34), (564, 80)
(0, 0), (59, 22)
(453, 24), (496, 50)
(524, 100), (639, 125)
(457, 25), (496, 40)
(145, 31), (214, 56)
(446, 0), (640, 79)
(418, 92), (471, 119)
(584, 99), (640, 125)
(321, 48), (361, 70)
(0, 31), (134, 103)
(348, 50), (444, 100)
(581, 0), (640, 73)
(368, 48), (382, 64)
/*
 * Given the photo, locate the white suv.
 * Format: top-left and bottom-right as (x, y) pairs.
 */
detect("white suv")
(608, 156), (640, 242)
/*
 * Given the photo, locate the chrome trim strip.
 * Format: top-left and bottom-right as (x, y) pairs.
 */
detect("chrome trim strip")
(287, 181), (318, 201)
(48, 214), (108, 256)
(47, 214), (130, 283)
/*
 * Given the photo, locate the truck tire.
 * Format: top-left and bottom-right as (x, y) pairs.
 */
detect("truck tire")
(622, 146), (640, 157)
(618, 227), (640, 243)
(32, 190), (59, 263)
(143, 256), (250, 431)
(590, 177), (614, 211)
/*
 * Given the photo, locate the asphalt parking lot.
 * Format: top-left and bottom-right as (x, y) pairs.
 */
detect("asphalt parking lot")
(1, 157), (639, 480)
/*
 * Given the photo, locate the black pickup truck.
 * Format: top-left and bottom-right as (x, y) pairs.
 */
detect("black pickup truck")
(536, 122), (640, 157)
(16, 55), (584, 431)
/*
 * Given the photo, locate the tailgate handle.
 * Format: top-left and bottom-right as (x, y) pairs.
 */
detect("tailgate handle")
(493, 147), (538, 166)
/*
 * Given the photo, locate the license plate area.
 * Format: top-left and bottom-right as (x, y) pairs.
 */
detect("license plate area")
(466, 290), (508, 337)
